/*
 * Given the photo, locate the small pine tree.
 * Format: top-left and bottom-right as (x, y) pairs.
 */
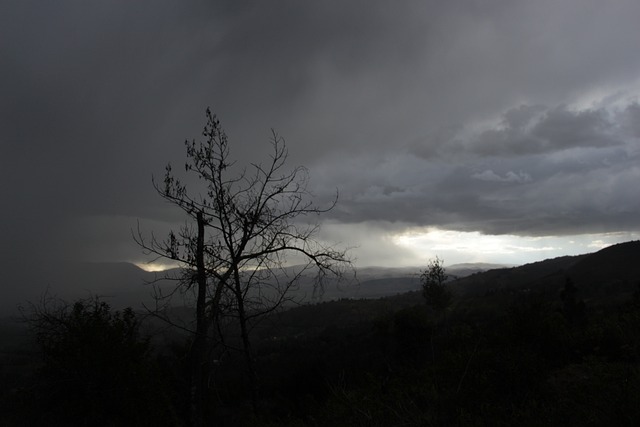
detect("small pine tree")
(421, 257), (453, 313)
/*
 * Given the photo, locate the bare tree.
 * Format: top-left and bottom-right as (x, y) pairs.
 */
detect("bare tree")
(135, 109), (350, 424)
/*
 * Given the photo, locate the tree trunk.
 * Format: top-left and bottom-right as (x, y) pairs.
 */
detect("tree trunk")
(189, 211), (208, 427)
(233, 267), (259, 414)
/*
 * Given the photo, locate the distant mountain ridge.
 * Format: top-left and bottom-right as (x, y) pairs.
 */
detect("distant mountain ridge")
(8, 241), (638, 314)
(18, 261), (503, 311)
(451, 240), (640, 302)
(21, 262), (182, 311)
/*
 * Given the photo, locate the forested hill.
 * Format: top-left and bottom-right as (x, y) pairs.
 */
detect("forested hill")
(4, 241), (640, 425)
(451, 240), (640, 301)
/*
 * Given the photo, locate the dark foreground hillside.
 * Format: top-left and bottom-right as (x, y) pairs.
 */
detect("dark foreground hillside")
(2, 241), (640, 426)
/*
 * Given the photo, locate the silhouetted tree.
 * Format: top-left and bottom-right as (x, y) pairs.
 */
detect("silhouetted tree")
(421, 257), (452, 313)
(136, 109), (350, 424)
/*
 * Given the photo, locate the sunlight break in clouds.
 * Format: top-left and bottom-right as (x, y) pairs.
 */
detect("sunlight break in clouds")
(134, 262), (180, 272)
(392, 228), (640, 266)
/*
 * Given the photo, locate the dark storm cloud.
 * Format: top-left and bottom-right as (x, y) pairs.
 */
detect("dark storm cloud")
(325, 100), (640, 236)
(470, 105), (623, 156)
(3, 0), (640, 309)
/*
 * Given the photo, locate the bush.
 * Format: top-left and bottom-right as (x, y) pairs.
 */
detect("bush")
(23, 295), (177, 426)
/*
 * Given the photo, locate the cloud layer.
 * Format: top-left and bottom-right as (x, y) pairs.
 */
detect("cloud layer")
(321, 100), (640, 236)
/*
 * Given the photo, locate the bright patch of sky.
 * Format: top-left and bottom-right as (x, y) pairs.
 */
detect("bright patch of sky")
(390, 229), (640, 267)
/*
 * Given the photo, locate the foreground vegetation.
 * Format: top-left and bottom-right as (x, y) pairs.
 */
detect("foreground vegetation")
(2, 272), (640, 426)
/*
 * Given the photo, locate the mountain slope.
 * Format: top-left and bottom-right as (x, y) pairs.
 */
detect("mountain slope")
(451, 240), (640, 301)
(566, 240), (640, 300)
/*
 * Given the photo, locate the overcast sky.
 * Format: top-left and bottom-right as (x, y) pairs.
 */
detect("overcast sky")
(2, 1), (640, 306)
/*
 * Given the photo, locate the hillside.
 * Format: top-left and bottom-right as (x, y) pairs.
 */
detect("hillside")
(449, 255), (585, 297)
(450, 240), (640, 302)
(4, 241), (640, 426)
(567, 240), (640, 301)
